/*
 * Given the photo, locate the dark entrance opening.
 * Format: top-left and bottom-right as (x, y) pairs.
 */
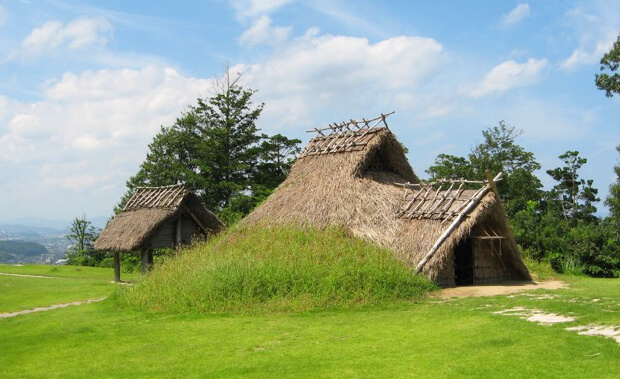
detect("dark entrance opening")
(454, 238), (474, 286)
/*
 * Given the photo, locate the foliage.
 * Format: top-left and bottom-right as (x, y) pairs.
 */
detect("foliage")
(426, 121), (542, 216)
(117, 71), (301, 225)
(119, 227), (435, 313)
(426, 154), (474, 181)
(595, 34), (620, 97)
(65, 216), (103, 267)
(605, 144), (620, 229)
(428, 122), (618, 277)
(546, 150), (599, 223)
(470, 122), (543, 215)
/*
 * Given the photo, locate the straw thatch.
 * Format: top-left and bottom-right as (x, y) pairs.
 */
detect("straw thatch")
(243, 123), (530, 286)
(95, 185), (224, 252)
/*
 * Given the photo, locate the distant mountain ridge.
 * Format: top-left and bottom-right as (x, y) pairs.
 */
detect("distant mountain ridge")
(0, 216), (109, 232)
(0, 224), (64, 235)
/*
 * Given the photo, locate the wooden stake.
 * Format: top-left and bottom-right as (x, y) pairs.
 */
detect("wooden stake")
(113, 252), (121, 283)
(175, 215), (182, 247)
(485, 170), (514, 248)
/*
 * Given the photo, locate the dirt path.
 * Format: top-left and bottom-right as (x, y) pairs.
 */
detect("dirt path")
(0, 272), (64, 279)
(0, 298), (106, 319)
(435, 281), (567, 299)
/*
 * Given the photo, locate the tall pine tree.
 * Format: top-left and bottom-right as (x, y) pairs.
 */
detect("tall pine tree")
(117, 71), (300, 224)
(605, 145), (620, 226)
(546, 150), (599, 223)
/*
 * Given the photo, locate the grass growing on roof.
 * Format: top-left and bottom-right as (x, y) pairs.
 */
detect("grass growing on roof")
(118, 226), (435, 313)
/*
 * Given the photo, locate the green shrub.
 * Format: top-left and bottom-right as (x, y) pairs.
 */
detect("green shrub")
(117, 227), (435, 313)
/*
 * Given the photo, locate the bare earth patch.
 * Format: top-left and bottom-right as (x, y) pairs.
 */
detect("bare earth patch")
(494, 307), (575, 326)
(566, 325), (620, 345)
(0, 298), (106, 318)
(0, 272), (64, 279)
(435, 281), (567, 299)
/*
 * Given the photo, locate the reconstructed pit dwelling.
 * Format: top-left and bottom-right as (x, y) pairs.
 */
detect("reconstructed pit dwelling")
(95, 185), (224, 282)
(243, 113), (531, 287)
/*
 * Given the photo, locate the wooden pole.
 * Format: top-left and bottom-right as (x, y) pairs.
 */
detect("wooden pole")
(414, 172), (503, 274)
(147, 249), (154, 271)
(113, 252), (121, 283)
(141, 248), (150, 275)
(485, 169), (517, 256)
(176, 215), (182, 247)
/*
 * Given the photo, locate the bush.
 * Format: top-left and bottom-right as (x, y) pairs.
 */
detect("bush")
(117, 227), (436, 313)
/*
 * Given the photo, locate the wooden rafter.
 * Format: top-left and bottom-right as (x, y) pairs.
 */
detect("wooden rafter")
(413, 172), (504, 274)
(298, 112), (395, 158)
(396, 176), (504, 222)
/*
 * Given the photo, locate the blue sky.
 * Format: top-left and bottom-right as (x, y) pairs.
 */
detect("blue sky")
(0, 0), (619, 222)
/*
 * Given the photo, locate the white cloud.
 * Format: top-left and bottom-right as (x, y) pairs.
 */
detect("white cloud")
(234, 34), (445, 128)
(0, 66), (212, 217)
(560, 5), (620, 71)
(464, 58), (548, 98)
(19, 16), (112, 56)
(239, 15), (291, 46)
(230, 0), (292, 18)
(500, 3), (531, 28)
(561, 37), (615, 70)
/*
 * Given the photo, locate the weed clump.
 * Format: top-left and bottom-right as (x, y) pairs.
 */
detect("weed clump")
(118, 227), (435, 313)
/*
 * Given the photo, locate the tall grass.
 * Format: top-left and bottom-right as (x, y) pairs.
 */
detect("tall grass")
(117, 227), (435, 313)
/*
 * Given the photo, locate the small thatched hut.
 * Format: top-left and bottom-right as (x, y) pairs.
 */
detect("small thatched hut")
(95, 184), (224, 282)
(243, 114), (530, 286)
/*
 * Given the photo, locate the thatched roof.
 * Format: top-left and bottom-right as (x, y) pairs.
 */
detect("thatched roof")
(242, 121), (530, 285)
(242, 127), (417, 250)
(95, 185), (224, 252)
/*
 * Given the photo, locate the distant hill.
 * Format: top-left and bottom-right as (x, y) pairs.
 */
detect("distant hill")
(0, 240), (49, 263)
(0, 240), (48, 256)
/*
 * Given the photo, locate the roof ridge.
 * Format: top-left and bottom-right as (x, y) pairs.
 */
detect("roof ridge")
(123, 184), (191, 211)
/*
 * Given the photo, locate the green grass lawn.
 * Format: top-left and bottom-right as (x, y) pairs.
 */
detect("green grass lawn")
(0, 264), (139, 281)
(0, 265), (138, 313)
(1, 274), (619, 378)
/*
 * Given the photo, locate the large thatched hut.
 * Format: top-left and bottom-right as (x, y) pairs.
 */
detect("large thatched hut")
(243, 114), (530, 286)
(95, 185), (224, 282)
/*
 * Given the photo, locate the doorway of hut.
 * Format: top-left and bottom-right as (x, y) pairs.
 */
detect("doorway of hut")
(454, 238), (474, 286)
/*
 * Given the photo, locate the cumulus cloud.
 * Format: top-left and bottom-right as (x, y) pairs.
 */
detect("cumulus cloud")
(234, 34), (445, 128)
(230, 0), (292, 18)
(0, 66), (212, 217)
(561, 38), (615, 70)
(239, 15), (291, 46)
(464, 58), (548, 98)
(560, 6), (620, 71)
(18, 16), (112, 56)
(500, 3), (531, 28)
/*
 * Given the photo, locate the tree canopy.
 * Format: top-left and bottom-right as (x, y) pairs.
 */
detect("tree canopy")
(426, 121), (619, 277)
(605, 145), (620, 226)
(426, 121), (542, 216)
(595, 34), (620, 97)
(65, 215), (102, 266)
(546, 151), (599, 223)
(119, 71), (300, 224)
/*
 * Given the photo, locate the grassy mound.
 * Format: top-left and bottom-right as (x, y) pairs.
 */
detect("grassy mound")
(117, 227), (435, 313)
